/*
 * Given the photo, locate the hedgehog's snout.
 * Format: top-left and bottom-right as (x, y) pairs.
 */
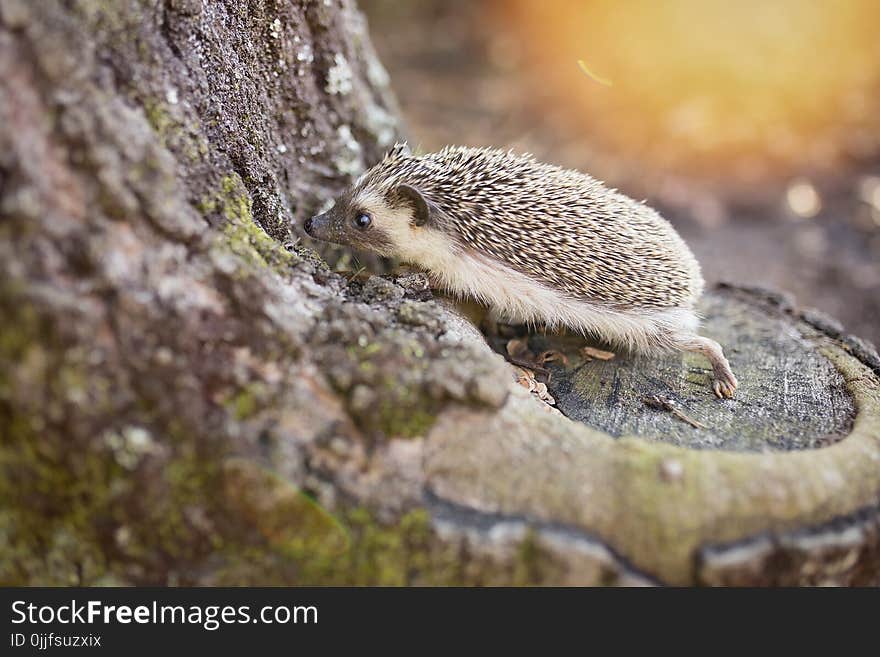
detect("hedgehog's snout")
(304, 211), (332, 241)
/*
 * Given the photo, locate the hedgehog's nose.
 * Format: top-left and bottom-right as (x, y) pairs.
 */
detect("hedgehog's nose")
(303, 216), (314, 235)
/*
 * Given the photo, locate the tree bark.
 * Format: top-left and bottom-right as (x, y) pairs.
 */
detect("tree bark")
(1, 0), (879, 586)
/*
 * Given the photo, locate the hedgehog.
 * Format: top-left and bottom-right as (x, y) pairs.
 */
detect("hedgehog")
(304, 143), (738, 398)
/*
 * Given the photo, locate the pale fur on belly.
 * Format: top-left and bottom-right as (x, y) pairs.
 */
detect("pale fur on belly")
(395, 227), (699, 354)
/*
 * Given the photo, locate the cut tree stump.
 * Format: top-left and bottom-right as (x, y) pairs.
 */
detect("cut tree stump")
(430, 284), (880, 585)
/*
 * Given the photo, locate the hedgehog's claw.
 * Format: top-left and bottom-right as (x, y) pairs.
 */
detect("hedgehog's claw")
(712, 371), (738, 399)
(680, 335), (738, 399)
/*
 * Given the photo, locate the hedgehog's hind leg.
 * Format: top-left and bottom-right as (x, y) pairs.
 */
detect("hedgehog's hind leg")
(677, 335), (738, 399)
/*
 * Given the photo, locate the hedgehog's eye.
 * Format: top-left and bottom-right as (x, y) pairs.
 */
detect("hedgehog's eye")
(353, 213), (372, 230)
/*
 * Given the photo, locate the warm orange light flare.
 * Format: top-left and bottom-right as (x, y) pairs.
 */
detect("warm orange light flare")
(498, 0), (880, 182)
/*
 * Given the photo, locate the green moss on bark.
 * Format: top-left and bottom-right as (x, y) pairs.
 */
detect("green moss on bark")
(142, 100), (209, 163)
(337, 339), (441, 439)
(0, 416), (548, 585)
(206, 174), (299, 275)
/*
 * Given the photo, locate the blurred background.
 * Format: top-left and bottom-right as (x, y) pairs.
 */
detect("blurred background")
(361, 0), (880, 346)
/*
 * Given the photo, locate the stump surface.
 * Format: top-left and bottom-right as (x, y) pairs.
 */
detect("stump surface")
(526, 287), (857, 451)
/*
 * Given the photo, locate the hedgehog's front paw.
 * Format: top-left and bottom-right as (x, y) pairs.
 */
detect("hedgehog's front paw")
(712, 370), (738, 399)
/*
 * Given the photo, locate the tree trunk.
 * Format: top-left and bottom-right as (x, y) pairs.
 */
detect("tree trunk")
(1, 0), (879, 586)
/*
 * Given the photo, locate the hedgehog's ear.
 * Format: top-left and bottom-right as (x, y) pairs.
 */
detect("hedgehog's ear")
(396, 184), (433, 227)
